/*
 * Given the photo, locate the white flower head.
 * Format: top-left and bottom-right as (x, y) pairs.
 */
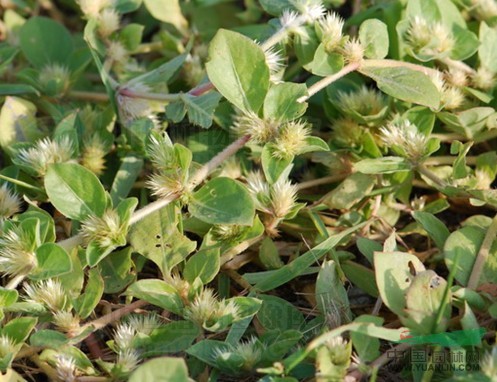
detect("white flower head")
(39, 63), (71, 94)
(379, 120), (429, 161)
(126, 314), (162, 336)
(263, 46), (285, 83)
(271, 178), (298, 218)
(441, 86), (465, 110)
(472, 66), (496, 91)
(0, 335), (17, 358)
(53, 311), (81, 335)
(279, 9), (302, 30)
(272, 120), (310, 159)
(336, 86), (387, 116)
(107, 40), (128, 64)
(116, 349), (140, 372)
(24, 279), (68, 312)
(116, 82), (155, 125)
(294, 0), (326, 23)
(17, 136), (75, 176)
(481, 346), (497, 378)
(114, 323), (136, 351)
(472, 0), (497, 20)
(80, 209), (126, 248)
(0, 225), (37, 278)
(55, 354), (77, 382)
(245, 171), (271, 213)
(446, 68), (468, 88)
(0, 185), (21, 219)
(342, 37), (365, 63)
(184, 288), (239, 328)
(232, 112), (280, 143)
(318, 12), (344, 51)
(81, 135), (107, 175)
(77, 0), (111, 17)
(98, 8), (120, 37)
(406, 17), (454, 57)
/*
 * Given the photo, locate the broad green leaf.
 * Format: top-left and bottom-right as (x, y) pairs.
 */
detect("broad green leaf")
(2, 317), (37, 343)
(206, 29), (269, 113)
(135, 321), (199, 357)
(311, 45), (344, 76)
(444, 226), (497, 287)
(0, 288), (17, 308)
(261, 144), (293, 184)
(180, 92), (222, 128)
(143, 0), (187, 30)
(0, 96), (41, 147)
(128, 204), (196, 275)
(350, 315), (383, 362)
(359, 65), (440, 108)
(258, 0), (295, 15)
(119, 23), (143, 51)
(129, 357), (189, 382)
(0, 84), (39, 96)
(19, 17), (73, 68)
(254, 222), (368, 292)
(299, 136), (330, 155)
(99, 248), (135, 294)
(127, 54), (186, 88)
(115, 0), (143, 13)
(30, 243), (72, 280)
(412, 211), (450, 250)
(316, 261), (353, 324)
(257, 295), (305, 331)
(263, 82), (308, 122)
(44, 163), (107, 221)
(30, 330), (68, 348)
(323, 173), (375, 209)
(479, 23), (497, 73)
(354, 156), (412, 174)
(183, 248), (220, 284)
(125, 279), (183, 314)
(110, 155), (144, 205)
(189, 177), (255, 225)
(74, 269), (104, 319)
(374, 251), (425, 316)
(359, 19), (389, 59)
(259, 237), (284, 270)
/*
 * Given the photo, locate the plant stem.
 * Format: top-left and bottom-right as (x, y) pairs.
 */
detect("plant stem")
(0, 174), (43, 193)
(424, 156), (477, 166)
(67, 90), (109, 102)
(129, 193), (181, 225)
(189, 82), (215, 96)
(467, 212), (497, 289)
(416, 164), (448, 189)
(298, 62), (361, 103)
(82, 299), (149, 331)
(361, 59), (439, 77)
(118, 87), (182, 102)
(297, 174), (348, 190)
(5, 274), (26, 290)
(439, 57), (475, 75)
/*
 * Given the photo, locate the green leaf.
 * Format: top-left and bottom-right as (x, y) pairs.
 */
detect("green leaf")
(110, 155), (144, 206)
(30, 330), (68, 348)
(350, 315), (382, 362)
(254, 222), (368, 292)
(0, 96), (42, 147)
(373, 251), (425, 316)
(263, 82), (308, 122)
(99, 248), (135, 294)
(359, 19), (389, 59)
(115, 0), (143, 13)
(299, 136), (329, 154)
(128, 204), (196, 275)
(125, 279), (183, 314)
(74, 269), (104, 319)
(316, 260), (353, 323)
(354, 157), (412, 174)
(189, 177), (255, 225)
(2, 317), (37, 344)
(479, 22), (497, 73)
(359, 65), (440, 108)
(0, 288), (18, 308)
(183, 248), (220, 284)
(180, 92), (222, 128)
(30, 243), (72, 280)
(323, 173), (375, 209)
(257, 295), (305, 331)
(258, 0), (295, 16)
(206, 29), (270, 113)
(0, 84), (39, 96)
(444, 226), (497, 287)
(19, 17), (73, 68)
(261, 144), (293, 184)
(259, 237), (284, 270)
(412, 211), (450, 250)
(129, 357), (189, 382)
(44, 163), (107, 221)
(119, 23), (144, 51)
(311, 45), (344, 76)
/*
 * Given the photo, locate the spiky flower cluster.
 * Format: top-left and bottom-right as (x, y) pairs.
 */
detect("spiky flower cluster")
(146, 134), (188, 199)
(472, 66), (496, 91)
(126, 314), (162, 336)
(278, 0), (326, 35)
(341, 37), (365, 64)
(233, 112), (280, 144)
(323, 336), (350, 365)
(0, 225), (37, 278)
(406, 17), (454, 59)
(0, 185), (21, 219)
(246, 172), (298, 219)
(0, 335), (18, 358)
(430, 71), (465, 110)
(81, 135), (107, 175)
(80, 209), (127, 249)
(215, 337), (264, 371)
(336, 86), (388, 119)
(24, 279), (68, 312)
(184, 288), (239, 328)
(38, 63), (71, 95)
(379, 120), (429, 161)
(470, 0), (497, 22)
(211, 224), (245, 242)
(55, 354), (77, 382)
(263, 46), (285, 83)
(331, 119), (365, 148)
(318, 12), (345, 52)
(272, 121), (311, 159)
(17, 136), (75, 176)
(98, 8), (120, 37)
(53, 311), (81, 336)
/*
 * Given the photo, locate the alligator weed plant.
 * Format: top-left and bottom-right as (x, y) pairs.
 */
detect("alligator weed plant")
(2, 0), (497, 381)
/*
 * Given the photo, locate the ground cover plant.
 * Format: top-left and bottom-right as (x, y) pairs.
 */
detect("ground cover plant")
(2, 0), (497, 380)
